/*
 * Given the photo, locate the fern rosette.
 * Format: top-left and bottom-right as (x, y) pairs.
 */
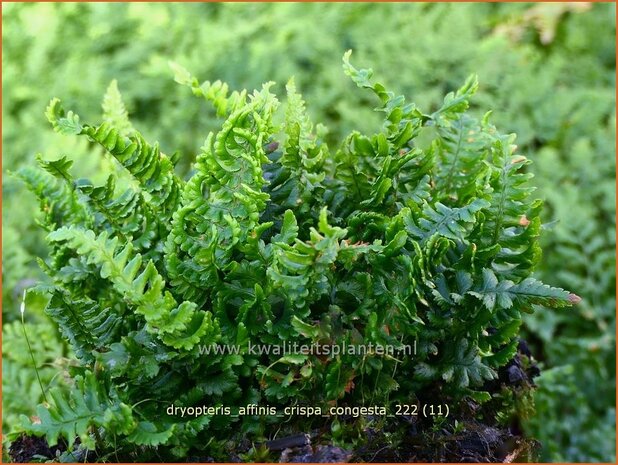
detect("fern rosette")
(15, 52), (577, 460)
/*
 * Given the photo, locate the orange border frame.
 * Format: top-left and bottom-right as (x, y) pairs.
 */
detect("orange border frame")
(0, 1), (615, 464)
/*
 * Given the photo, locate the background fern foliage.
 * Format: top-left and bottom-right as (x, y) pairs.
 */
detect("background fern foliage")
(2, 3), (615, 462)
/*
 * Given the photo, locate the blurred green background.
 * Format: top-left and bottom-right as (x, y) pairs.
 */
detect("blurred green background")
(2, 2), (615, 462)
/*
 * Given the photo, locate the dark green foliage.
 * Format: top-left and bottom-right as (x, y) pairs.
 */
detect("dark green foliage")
(3, 3), (614, 462)
(24, 371), (135, 450)
(13, 53), (577, 459)
(45, 291), (119, 363)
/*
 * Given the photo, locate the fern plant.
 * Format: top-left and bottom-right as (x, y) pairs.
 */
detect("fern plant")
(15, 52), (578, 460)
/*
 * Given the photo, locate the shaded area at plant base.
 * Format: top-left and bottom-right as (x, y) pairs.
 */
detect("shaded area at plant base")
(234, 418), (537, 463)
(9, 435), (66, 463)
(9, 421), (536, 463)
(353, 422), (537, 463)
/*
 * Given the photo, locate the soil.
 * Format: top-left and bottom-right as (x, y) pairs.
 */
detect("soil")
(8, 434), (65, 463)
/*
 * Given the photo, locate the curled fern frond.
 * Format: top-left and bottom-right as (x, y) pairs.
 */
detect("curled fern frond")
(45, 290), (121, 363)
(14, 164), (91, 231)
(165, 84), (279, 303)
(170, 61), (248, 117)
(45, 99), (182, 221)
(48, 226), (218, 351)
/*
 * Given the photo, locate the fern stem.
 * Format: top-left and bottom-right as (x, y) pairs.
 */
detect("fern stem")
(20, 290), (48, 403)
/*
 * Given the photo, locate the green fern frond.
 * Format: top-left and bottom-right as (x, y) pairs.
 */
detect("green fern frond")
(404, 198), (490, 244)
(417, 338), (495, 389)
(164, 85), (279, 302)
(170, 61), (247, 117)
(469, 268), (576, 311)
(102, 79), (134, 137)
(45, 290), (120, 363)
(126, 421), (175, 446)
(430, 74), (479, 126)
(15, 53), (581, 459)
(22, 371), (135, 449)
(80, 124), (182, 219)
(45, 98), (82, 135)
(343, 50), (427, 144)
(14, 165), (91, 230)
(76, 176), (159, 252)
(260, 80), (326, 226)
(433, 114), (491, 203)
(45, 99), (182, 221)
(48, 226), (217, 350)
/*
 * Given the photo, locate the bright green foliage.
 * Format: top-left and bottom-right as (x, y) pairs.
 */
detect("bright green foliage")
(46, 98), (182, 222)
(3, 3), (613, 461)
(14, 53), (577, 460)
(164, 83), (278, 305)
(171, 62), (248, 118)
(523, 101), (616, 462)
(102, 80), (134, 137)
(47, 227), (214, 351)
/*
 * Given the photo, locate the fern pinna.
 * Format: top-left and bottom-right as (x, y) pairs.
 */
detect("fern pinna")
(16, 52), (578, 460)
